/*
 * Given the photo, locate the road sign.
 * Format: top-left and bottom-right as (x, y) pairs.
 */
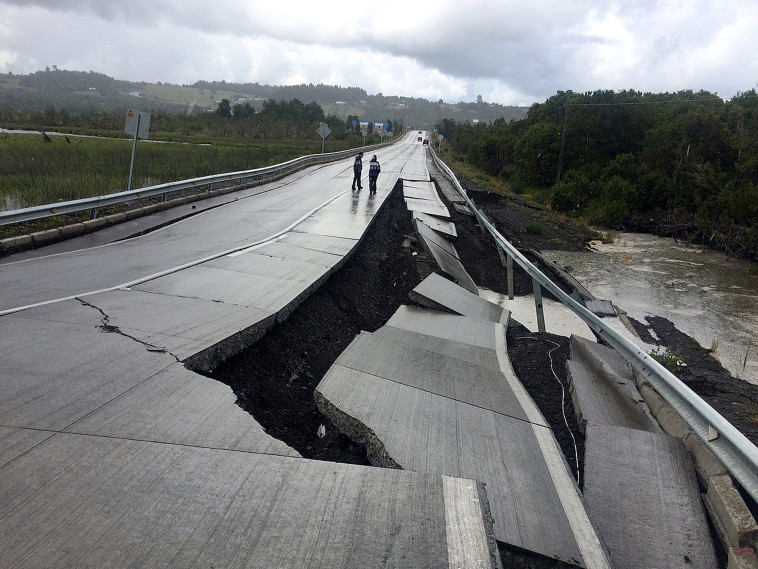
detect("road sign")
(316, 123), (331, 139)
(317, 123), (331, 153)
(124, 108), (150, 140)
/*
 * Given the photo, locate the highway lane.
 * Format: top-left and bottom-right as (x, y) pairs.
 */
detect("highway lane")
(0, 137), (422, 315)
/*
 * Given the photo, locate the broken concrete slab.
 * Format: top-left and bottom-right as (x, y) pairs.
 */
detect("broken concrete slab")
(567, 335), (658, 433)
(584, 424), (718, 569)
(333, 331), (529, 420)
(415, 222), (478, 295)
(385, 305), (498, 350)
(317, 310), (613, 567)
(584, 299), (616, 317)
(404, 197), (450, 218)
(402, 180), (441, 201)
(410, 272), (507, 323)
(412, 211), (458, 239)
(317, 363), (601, 566)
(567, 360), (659, 433)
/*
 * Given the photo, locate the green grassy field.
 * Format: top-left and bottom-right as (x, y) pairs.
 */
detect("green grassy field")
(0, 133), (352, 210)
(140, 84), (246, 110)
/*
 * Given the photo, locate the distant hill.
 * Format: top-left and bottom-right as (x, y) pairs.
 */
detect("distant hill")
(0, 69), (528, 127)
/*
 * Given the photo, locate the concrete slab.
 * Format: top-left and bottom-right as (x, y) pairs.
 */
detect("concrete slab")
(403, 181), (441, 202)
(584, 424), (718, 569)
(0, 433), (501, 568)
(318, 310), (613, 568)
(415, 218), (459, 258)
(0, 303), (177, 431)
(334, 331), (529, 420)
(431, 171), (466, 204)
(410, 272), (507, 323)
(567, 335), (658, 433)
(405, 197), (450, 218)
(0, 426), (53, 467)
(66, 363), (300, 457)
(386, 305), (497, 349)
(571, 334), (635, 381)
(400, 160), (430, 180)
(415, 222), (479, 295)
(412, 211), (458, 239)
(567, 360), (659, 433)
(453, 203), (475, 216)
(317, 366), (584, 565)
(237, 238), (344, 268)
(585, 299), (616, 317)
(275, 230), (357, 257)
(291, 192), (384, 241)
(85, 288), (277, 361)
(207, 248), (334, 283)
(371, 326), (501, 371)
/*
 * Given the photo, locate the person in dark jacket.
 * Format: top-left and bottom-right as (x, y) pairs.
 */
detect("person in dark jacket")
(368, 154), (380, 195)
(352, 152), (363, 190)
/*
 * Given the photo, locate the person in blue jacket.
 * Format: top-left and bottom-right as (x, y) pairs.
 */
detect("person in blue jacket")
(368, 154), (380, 195)
(352, 152), (363, 191)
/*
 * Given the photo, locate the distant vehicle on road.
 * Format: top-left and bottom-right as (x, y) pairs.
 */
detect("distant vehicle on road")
(418, 130), (422, 133)
(417, 136), (423, 142)
(423, 139), (429, 145)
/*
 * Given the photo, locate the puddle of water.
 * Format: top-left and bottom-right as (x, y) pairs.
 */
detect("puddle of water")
(545, 233), (758, 384)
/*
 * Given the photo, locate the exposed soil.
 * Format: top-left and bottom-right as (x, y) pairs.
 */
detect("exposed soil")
(629, 315), (758, 447)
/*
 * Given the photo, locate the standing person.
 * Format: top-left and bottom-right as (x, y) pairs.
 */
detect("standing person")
(352, 151), (363, 191)
(368, 154), (380, 195)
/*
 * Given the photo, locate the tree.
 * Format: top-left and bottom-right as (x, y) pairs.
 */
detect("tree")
(216, 99), (231, 118)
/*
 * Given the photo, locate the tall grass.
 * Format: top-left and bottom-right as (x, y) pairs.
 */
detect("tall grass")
(0, 133), (352, 209)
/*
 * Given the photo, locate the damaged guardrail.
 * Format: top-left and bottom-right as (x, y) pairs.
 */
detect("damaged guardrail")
(430, 146), (758, 505)
(0, 141), (394, 226)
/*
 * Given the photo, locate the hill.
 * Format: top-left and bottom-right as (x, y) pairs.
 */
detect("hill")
(0, 69), (528, 127)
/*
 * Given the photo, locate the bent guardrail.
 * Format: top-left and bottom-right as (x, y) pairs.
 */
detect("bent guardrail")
(0, 141), (395, 226)
(430, 146), (758, 504)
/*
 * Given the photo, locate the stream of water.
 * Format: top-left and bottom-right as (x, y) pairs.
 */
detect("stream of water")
(542, 232), (758, 385)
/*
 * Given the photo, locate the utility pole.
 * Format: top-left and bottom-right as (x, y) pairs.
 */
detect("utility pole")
(555, 104), (569, 186)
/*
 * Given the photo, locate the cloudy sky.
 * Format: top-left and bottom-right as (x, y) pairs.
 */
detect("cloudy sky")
(1, 0), (756, 106)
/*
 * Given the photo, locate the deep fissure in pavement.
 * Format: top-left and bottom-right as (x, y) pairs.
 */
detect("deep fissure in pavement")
(201, 180), (594, 568)
(207, 184), (439, 464)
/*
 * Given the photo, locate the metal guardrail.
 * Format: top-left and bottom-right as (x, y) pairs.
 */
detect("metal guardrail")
(0, 141), (395, 226)
(430, 147), (758, 504)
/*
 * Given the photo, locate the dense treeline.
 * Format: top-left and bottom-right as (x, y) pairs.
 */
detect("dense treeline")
(438, 89), (758, 259)
(0, 96), (398, 146)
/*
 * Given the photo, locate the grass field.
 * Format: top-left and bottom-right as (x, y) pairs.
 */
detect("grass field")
(140, 84), (246, 110)
(0, 132), (353, 210)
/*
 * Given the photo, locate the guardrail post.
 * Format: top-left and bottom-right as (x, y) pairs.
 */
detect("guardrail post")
(160, 193), (167, 203)
(496, 246), (515, 300)
(88, 207), (98, 220)
(507, 254), (515, 300)
(532, 279), (546, 333)
(476, 212), (487, 234)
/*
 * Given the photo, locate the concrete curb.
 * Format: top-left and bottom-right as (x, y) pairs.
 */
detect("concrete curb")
(634, 369), (758, 554)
